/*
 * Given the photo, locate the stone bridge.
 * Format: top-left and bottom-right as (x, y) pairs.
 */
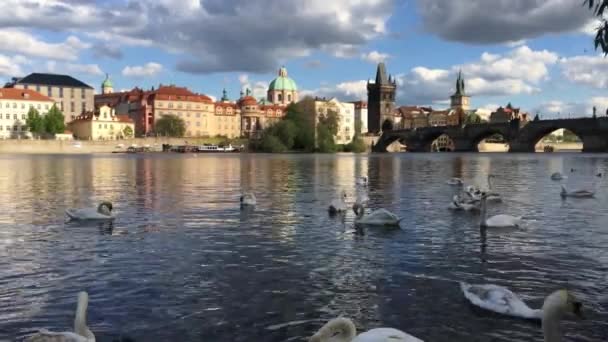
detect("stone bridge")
(372, 117), (608, 152)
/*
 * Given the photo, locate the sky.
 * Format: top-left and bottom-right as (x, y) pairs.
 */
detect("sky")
(0, 0), (607, 118)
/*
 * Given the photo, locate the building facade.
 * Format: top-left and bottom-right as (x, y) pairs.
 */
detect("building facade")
(0, 88), (55, 139)
(69, 104), (135, 140)
(7, 73), (94, 125)
(367, 62), (397, 134)
(267, 66), (298, 105)
(239, 89), (284, 138)
(302, 97), (356, 145)
(351, 101), (368, 135)
(490, 103), (529, 123)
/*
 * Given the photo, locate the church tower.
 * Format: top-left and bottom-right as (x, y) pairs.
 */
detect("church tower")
(450, 70), (470, 111)
(367, 62), (397, 133)
(101, 73), (114, 94)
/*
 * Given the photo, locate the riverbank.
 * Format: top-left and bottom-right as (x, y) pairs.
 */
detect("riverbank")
(477, 142), (583, 152)
(0, 137), (247, 154)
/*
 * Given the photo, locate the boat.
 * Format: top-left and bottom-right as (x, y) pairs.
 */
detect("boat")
(197, 144), (239, 153)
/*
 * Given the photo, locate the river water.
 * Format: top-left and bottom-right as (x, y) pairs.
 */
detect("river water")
(0, 153), (606, 341)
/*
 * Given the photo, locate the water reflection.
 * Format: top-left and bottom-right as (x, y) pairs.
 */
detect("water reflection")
(0, 153), (607, 341)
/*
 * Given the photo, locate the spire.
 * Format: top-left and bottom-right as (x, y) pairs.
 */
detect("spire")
(279, 66), (288, 77)
(454, 69), (465, 96)
(246, 88), (251, 96)
(375, 62), (388, 85)
(240, 89), (244, 97)
(221, 88), (229, 101)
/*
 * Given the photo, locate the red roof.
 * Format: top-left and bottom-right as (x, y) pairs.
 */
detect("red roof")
(115, 115), (134, 123)
(239, 96), (258, 106)
(215, 101), (238, 109)
(154, 85), (213, 103)
(0, 88), (54, 102)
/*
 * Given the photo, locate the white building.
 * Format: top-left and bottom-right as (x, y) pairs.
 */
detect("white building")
(352, 101), (368, 134)
(305, 97), (356, 145)
(0, 88), (55, 139)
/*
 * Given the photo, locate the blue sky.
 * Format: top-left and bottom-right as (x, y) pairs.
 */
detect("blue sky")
(1, 0), (607, 117)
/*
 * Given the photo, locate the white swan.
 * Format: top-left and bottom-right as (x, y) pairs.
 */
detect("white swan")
(484, 175), (502, 202)
(460, 282), (542, 319)
(550, 172), (565, 181)
(542, 290), (584, 342)
(448, 195), (479, 211)
(560, 185), (594, 198)
(353, 203), (402, 227)
(329, 191), (348, 214)
(240, 192), (257, 207)
(309, 317), (423, 342)
(356, 176), (368, 186)
(446, 177), (463, 186)
(26, 291), (95, 342)
(354, 193), (370, 206)
(65, 202), (114, 221)
(480, 193), (521, 228)
(464, 185), (482, 202)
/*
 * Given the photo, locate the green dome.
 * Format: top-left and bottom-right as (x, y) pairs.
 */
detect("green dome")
(268, 66), (297, 91)
(102, 74), (113, 88)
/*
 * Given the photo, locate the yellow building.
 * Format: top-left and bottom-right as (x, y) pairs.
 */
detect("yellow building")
(300, 97), (356, 145)
(0, 88), (55, 139)
(69, 104), (135, 140)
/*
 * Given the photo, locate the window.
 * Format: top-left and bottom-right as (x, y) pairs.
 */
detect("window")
(288, 94), (291, 101)
(104, 124), (107, 128)
(24, 85), (28, 89)
(110, 124), (113, 129)
(168, 103), (173, 108)
(81, 89), (85, 99)
(37, 104), (41, 109)
(45, 104), (49, 110)
(59, 87), (64, 98)
(13, 126), (18, 131)
(12, 103), (16, 108)
(69, 102), (74, 113)
(22, 125), (27, 131)
(278, 94), (283, 102)
(99, 124), (102, 128)
(21, 103), (25, 109)
(36, 85), (40, 92)
(5, 126), (9, 131)
(4, 103), (8, 108)
(177, 103), (182, 109)
(21, 114), (25, 120)
(71, 88), (74, 98)
(103, 112), (107, 118)
(13, 114), (17, 119)
(82, 102), (86, 112)
(0, 126), (2, 130)
(47, 87), (52, 97)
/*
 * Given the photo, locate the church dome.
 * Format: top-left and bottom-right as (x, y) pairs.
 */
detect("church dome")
(102, 74), (113, 88)
(268, 66), (297, 91)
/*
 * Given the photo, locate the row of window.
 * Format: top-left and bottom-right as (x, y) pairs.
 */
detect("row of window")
(1, 102), (51, 110)
(23, 85), (88, 99)
(0, 125), (27, 131)
(157, 102), (212, 111)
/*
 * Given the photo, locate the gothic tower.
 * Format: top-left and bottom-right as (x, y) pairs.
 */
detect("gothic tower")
(450, 70), (470, 111)
(367, 62), (397, 134)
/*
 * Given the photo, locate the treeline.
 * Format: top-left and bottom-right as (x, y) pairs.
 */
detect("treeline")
(251, 101), (367, 153)
(26, 105), (66, 136)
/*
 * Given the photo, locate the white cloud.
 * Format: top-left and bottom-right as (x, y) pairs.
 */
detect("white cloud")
(46, 61), (103, 76)
(122, 62), (163, 77)
(532, 97), (608, 118)
(361, 50), (391, 64)
(302, 80), (367, 101)
(560, 55), (608, 88)
(0, 54), (27, 77)
(0, 29), (90, 61)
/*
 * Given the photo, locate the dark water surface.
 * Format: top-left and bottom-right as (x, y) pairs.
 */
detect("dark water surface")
(0, 153), (607, 341)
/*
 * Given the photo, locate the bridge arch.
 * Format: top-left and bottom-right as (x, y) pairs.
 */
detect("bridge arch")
(524, 126), (583, 152)
(470, 129), (510, 152)
(382, 119), (394, 131)
(414, 129), (456, 152)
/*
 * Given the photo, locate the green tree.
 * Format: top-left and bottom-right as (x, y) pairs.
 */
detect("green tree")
(274, 120), (297, 150)
(562, 129), (581, 142)
(122, 125), (133, 138)
(259, 134), (287, 152)
(587, 0), (608, 54)
(285, 101), (315, 151)
(155, 114), (186, 137)
(43, 105), (65, 135)
(344, 135), (367, 153)
(316, 110), (339, 152)
(464, 113), (482, 125)
(26, 107), (45, 136)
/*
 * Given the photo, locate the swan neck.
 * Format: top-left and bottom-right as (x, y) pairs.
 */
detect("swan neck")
(74, 292), (89, 337)
(542, 313), (563, 342)
(480, 197), (487, 226)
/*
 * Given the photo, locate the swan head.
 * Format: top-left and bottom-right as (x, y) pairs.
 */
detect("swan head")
(98, 201), (113, 214)
(309, 317), (357, 342)
(352, 202), (365, 217)
(542, 290), (583, 319)
(341, 190), (347, 201)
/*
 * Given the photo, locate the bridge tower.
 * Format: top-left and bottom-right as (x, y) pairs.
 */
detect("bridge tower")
(450, 70), (470, 111)
(367, 62), (397, 134)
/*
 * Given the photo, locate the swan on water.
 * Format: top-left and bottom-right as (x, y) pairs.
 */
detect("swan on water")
(353, 203), (402, 227)
(480, 192), (521, 228)
(560, 185), (594, 199)
(550, 172), (565, 181)
(446, 177), (464, 186)
(484, 175), (502, 202)
(464, 185), (482, 202)
(356, 176), (368, 186)
(448, 195), (479, 211)
(26, 291), (95, 342)
(65, 202), (114, 221)
(309, 317), (424, 342)
(460, 284), (583, 342)
(240, 192), (257, 207)
(329, 191), (348, 214)
(460, 282), (542, 319)
(354, 193), (370, 206)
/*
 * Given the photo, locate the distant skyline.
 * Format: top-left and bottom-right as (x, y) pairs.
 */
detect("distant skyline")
(0, 0), (607, 117)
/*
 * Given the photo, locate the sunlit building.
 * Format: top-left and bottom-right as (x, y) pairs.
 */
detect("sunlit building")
(68, 104), (135, 140)
(0, 88), (55, 139)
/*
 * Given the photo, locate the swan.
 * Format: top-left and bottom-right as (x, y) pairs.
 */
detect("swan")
(448, 195), (479, 211)
(65, 202), (114, 221)
(550, 172), (565, 181)
(240, 192), (257, 207)
(329, 191), (348, 214)
(460, 282), (542, 319)
(484, 175), (502, 202)
(26, 291), (95, 342)
(480, 193), (521, 228)
(354, 193), (370, 207)
(446, 177), (463, 186)
(560, 185), (594, 198)
(464, 185), (482, 202)
(460, 285), (583, 342)
(309, 317), (423, 342)
(356, 176), (368, 186)
(353, 203), (403, 227)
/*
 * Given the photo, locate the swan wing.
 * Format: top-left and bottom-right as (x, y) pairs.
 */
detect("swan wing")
(65, 208), (113, 220)
(329, 199), (347, 211)
(460, 283), (540, 319)
(354, 328), (424, 342)
(486, 214), (520, 227)
(26, 330), (90, 342)
(358, 209), (399, 225)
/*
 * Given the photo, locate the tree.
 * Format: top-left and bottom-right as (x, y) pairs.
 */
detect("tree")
(123, 126), (133, 138)
(26, 107), (45, 136)
(155, 114), (186, 137)
(316, 110), (339, 153)
(43, 105), (65, 135)
(274, 120), (297, 150)
(464, 113), (482, 125)
(344, 135), (367, 153)
(586, 0), (608, 54)
(259, 134), (287, 152)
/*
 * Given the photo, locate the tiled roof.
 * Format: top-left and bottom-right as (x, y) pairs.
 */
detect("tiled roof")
(0, 88), (54, 102)
(154, 85), (213, 103)
(239, 96), (258, 106)
(16, 73), (93, 89)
